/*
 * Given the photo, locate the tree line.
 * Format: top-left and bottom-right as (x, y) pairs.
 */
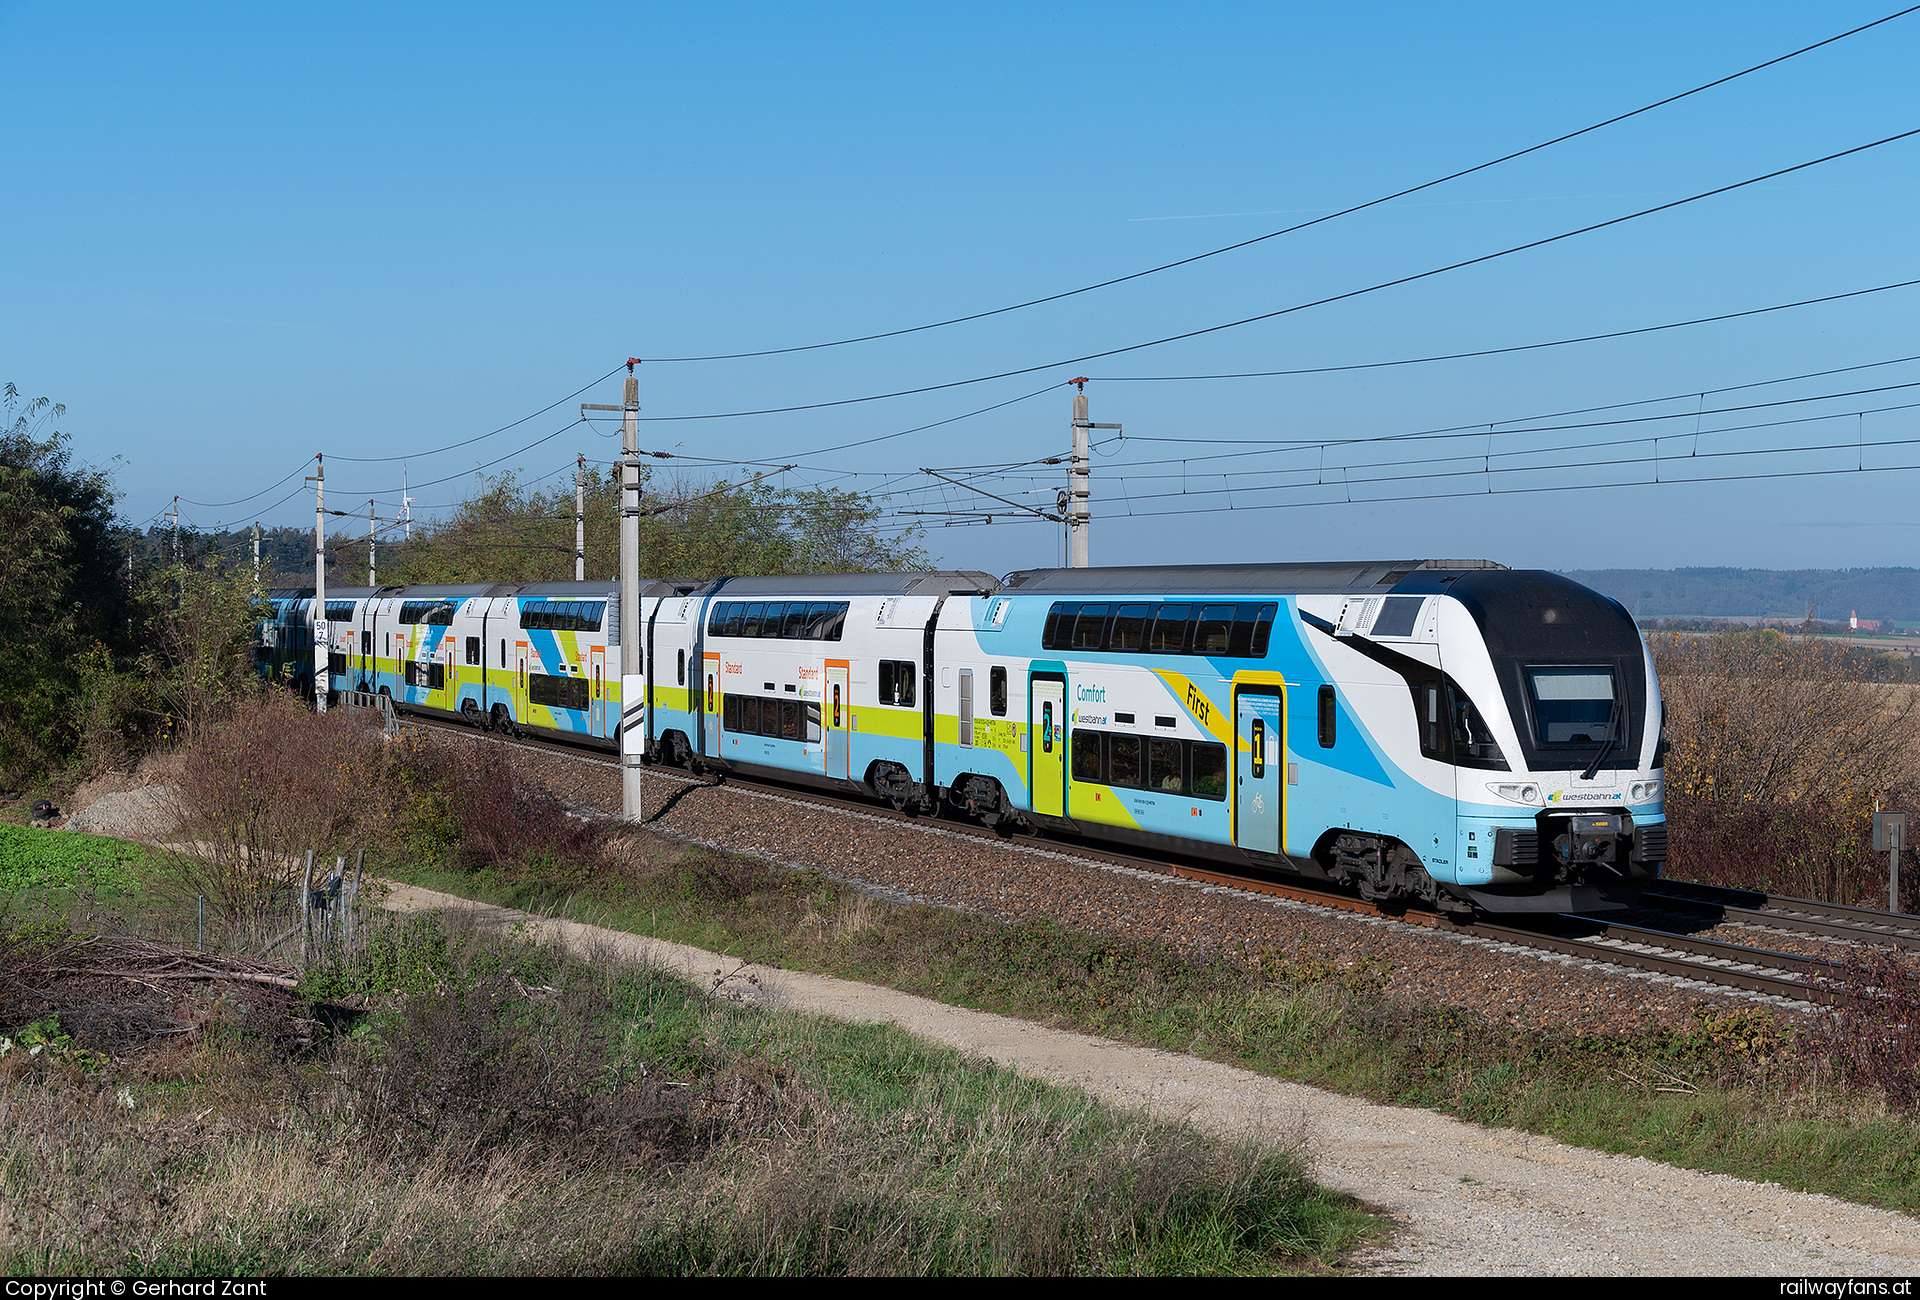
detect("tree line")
(0, 385), (923, 785)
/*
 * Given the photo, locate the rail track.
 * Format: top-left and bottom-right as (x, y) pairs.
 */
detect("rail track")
(397, 710), (1913, 1010)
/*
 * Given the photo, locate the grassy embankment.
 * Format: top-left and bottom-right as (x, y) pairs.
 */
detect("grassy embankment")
(390, 827), (1920, 1217)
(0, 825), (1375, 1276)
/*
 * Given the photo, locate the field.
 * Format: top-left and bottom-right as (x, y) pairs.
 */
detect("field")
(0, 827), (1374, 1277)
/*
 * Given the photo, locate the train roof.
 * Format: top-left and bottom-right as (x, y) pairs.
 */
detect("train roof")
(998, 559), (1508, 596)
(512, 581), (618, 598)
(698, 571), (1001, 597)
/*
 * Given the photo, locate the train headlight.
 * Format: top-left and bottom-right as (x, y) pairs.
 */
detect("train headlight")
(1489, 782), (1542, 805)
(1630, 780), (1662, 803)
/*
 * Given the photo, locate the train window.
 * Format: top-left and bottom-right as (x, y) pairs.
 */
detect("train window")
(742, 603), (766, 637)
(989, 666), (1007, 716)
(1071, 731), (1103, 783)
(1250, 719), (1266, 778)
(530, 672), (587, 711)
(803, 603), (831, 639)
(1108, 604), (1150, 651)
(1194, 605), (1235, 654)
(823, 603), (848, 641)
(1228, 604), (1274, 657)
(724, 694), (739, 731)
(677, 650), (686, 685)
(1449, 687), (1508, 768)
(783, 605), (808, 639)
(1071, 604), (1110, 651)
(1318, 686), (1337, 748)
(1190, 743), (1227, 800)
(1525, 667), (1616, 746)
(878, 659), (917, 707)
(1422, 684), (1445, 757)
(1371, 596), (1424, 638)
(761, 603), (786, 637)
(1109, 734), (1141, 786)
(806, 702), (822, 742)
(1248, 604), (1277, 657)
(1149, 605), (1189, 654)
(782, 700), (800, 740)
(1149, 739), (1184, 792)
(465, 636), (480, 666)
(1042, 603), (1078, 651)
(500, 639), (506, 667)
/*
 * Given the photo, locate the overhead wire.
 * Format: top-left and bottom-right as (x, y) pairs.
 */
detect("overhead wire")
(637, 5), (1920, 363)
(628, 127), (1920, 424)
(1080, 279), (1920, 384)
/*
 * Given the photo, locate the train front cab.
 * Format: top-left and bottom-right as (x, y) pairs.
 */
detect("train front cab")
(1429, 571), (1667, 913)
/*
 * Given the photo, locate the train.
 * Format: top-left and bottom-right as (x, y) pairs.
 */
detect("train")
(257, 559), (1666, 914)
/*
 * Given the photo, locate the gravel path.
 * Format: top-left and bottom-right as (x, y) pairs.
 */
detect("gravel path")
(381, 881), (1920, 1276)
(493, 738), (1814, 1034)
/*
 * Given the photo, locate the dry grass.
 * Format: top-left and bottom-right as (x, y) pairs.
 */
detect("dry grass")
(1652, 630), (1920, 904)
(0, 916), (1372, 1276)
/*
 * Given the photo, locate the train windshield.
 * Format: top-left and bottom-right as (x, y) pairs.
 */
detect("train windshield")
(1525, 667), (1616, 746)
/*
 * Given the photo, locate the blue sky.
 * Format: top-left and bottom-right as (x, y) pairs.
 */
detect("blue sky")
(4, 2), (1917, 576)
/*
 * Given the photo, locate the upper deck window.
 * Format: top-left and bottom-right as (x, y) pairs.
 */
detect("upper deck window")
(1042, 600), (1275, 657)
(707, 600), (848, 640)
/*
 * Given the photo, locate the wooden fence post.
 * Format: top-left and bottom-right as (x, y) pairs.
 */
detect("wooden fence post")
(300, 850), (314, 965)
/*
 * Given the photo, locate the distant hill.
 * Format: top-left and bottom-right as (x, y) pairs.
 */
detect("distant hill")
(1560, 568), (1920, 625)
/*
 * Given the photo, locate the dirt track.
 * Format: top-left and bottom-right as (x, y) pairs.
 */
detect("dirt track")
(382, 881), (1920, 1277)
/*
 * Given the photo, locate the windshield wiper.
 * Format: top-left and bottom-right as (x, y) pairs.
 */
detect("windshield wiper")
(1580, 705), (1622, 781)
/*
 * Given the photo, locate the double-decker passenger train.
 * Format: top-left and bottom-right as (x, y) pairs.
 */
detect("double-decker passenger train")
(259, 559), (1665, 914)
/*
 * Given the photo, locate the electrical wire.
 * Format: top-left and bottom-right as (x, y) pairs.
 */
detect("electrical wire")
(1082, 279), (1920, 383)
(638, 5), (1920, 363)
(629, 127), (1920, 423)
(325, 367), (626, 464)
(179, 457), (316, 509)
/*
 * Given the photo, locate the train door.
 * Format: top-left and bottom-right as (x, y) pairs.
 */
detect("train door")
(825, 660), (851, 778)
(1030, 672), (1066, 818)
(701, 651), (721, 758)
(590, 647), (606, 738)
(1234, 687), (1284, 856)
(958, 669), (974, 748)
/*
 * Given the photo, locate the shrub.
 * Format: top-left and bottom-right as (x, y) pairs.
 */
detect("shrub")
(1653, 631), (1920, 903)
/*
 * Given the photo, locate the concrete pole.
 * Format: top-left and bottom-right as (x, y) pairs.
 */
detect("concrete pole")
(312, 455), (328, 713)
(1068, 383), (1090, 568)
(402, 465), (413, 541)
(252, 522), (261, 601)
(619, 361), (645, 821)
(575, 455), (586, 582)
(368, 499), (377, 586)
